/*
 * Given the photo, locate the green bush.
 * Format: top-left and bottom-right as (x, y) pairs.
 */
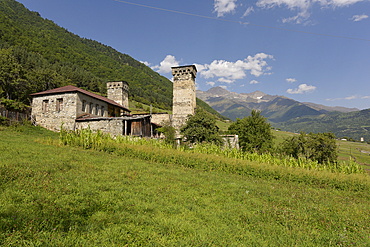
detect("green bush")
(280, 132), (338, 164)
(0, 116), (9, 126)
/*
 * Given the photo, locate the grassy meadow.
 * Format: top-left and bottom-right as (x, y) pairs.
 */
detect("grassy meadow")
(1, 125), (370, 246)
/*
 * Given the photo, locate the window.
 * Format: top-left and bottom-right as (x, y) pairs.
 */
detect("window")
(89, 103), (94, 114)
(101, 106), (105, 116)
(96, 104), (99, 116)
(82, 100), (87, 112)
(56, 98), (63, 112)
(42, 100), (49, 112)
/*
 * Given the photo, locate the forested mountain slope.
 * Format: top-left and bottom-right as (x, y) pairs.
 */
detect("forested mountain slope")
(0, 0), (182, 111)
(275, 109), (370, 141)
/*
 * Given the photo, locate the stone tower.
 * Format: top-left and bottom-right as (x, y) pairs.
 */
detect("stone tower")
(107, 81), (129, 109)
(171, 65), (197, 134)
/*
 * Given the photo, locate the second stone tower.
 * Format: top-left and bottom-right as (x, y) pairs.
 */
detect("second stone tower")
(171, 65), (197, 135)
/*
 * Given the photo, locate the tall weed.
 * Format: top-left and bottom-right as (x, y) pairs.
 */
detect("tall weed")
(59, 128), (369, 192)
(60, 127), (364, 174)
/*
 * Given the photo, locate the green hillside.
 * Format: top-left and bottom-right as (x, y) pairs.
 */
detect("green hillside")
(0, 0), (171, 109)
(1, 125), (369, 245)
(0, 0), (216, 114)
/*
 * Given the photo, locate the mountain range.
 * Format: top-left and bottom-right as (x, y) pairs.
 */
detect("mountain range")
(197, 86), (358, 122)
(197, 87), (370, 141)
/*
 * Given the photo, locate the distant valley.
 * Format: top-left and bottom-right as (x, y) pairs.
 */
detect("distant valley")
(197, 87), (370, 141)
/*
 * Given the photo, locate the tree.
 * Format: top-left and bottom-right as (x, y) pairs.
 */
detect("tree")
(280, 132), (338, 164)
(0, 48), (23, 100)
(180, 108), (222, 145)
(279, 132), (306, 159)
(228, 110), (274, 153)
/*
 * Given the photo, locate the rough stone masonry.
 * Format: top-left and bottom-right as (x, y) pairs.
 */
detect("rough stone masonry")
(171, 65), (197, 136)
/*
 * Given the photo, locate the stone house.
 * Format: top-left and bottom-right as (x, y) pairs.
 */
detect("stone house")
(30, 82), (153, 137)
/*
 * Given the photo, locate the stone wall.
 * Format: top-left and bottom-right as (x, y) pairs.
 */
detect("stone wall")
(221, 135), (239, 149)
(75, 118), (124, 136)
(76, 93), (109, 118)
(31, 92), (78, 131)
(151, 113), (171, 126)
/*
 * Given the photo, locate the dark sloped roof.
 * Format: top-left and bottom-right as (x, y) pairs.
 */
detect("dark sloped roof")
(30, 85), (130, 112)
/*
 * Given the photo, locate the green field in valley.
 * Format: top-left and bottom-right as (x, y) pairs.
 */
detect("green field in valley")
(273, 130), (370, 173)
(219, 120), (370, 173)
(0, 126), (369, 246)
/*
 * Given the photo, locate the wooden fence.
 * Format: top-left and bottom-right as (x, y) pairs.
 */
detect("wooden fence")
(0, 107), (31, 123)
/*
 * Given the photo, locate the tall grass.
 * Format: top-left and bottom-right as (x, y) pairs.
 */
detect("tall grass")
(188, 143), (364, 174)
(60, 127), (365, 175)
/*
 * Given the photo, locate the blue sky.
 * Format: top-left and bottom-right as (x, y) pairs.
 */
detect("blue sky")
(17, 0), (370, 109)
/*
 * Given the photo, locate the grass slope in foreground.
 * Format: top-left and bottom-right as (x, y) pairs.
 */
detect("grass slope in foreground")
(0, 126), (369, 246)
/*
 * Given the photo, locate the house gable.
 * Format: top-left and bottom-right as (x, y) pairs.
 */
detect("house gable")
(31, 92), (79, 131)
(31, 85), (131, 132)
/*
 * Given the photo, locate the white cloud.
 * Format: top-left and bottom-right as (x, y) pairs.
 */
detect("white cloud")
(326, 0), (365, 7)
(218, 78), (234, 83)
(214, 0), (238, 17)
(141, 61), (151, 66)
(197, 53), (274, 84)
(250, 80), (260, 84)
(242, 6), (254, 17)
(287, 83), (316, 94)
(326, 95), (370, 101)
(256, 0), (368, 24)
(206, 81), (216, 86)
(257, 0), (311, 24)
(345, 95), (358, 100)
(151, 55), (180, 74)
(350, 14), (369, 22)
(219, 85), (228, 90)
(286, 78), (297, 83)
(282, 12), (311, 24)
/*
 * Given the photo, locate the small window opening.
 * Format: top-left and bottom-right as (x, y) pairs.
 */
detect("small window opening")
(56, 98), (63, 112)
(89, 103), (94, 114)
(82, 100), (87, 112)
(101, 106), (105, 116)
(42, 99), (49, 112)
